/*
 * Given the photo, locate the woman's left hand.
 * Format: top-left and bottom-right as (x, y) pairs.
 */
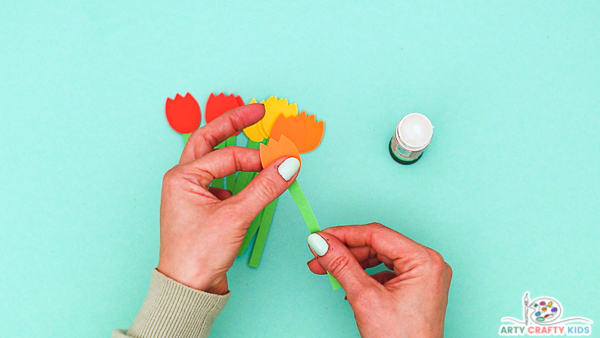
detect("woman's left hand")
(157, 103), (300, 295)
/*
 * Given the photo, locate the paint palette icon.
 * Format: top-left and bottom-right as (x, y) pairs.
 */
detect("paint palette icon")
(529, 297), (562, 323)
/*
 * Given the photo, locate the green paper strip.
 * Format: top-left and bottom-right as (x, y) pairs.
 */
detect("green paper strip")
(288, 180), (320, 233)
(288, 180), (341, 291)
(232, 140), (261, 195)
(246, 140), (261, 149)
(249, 199), (278, 268)
(183, 133), (191, 144)
(238, 205), (263, 256)
(328, 273), (342, 290)
(211, 141), (227, 189)
(225, 136), (237, 191)
(232, 172), (253, 195)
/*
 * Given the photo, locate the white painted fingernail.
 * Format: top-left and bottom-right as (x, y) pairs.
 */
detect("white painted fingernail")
(307, 233), (329, 257)
(277, 157), (300, 181)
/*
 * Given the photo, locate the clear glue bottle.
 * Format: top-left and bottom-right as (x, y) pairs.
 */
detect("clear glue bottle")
(389, 113), (434, 165)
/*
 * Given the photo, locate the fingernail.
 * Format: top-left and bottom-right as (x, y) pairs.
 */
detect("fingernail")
(277, 157), (300, 181)
(307, 233), (329, 257)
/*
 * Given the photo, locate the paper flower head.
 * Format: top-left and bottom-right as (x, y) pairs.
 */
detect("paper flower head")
(243, 96), (299, 142)
(260, 111), (325, 168)
(165, 93), (201, 134)
(205, 93), (245, 135)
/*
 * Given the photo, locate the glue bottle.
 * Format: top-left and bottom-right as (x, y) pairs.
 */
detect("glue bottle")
(389, 113), (433, 165)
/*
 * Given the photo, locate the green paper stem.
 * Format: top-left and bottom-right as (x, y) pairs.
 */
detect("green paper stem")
(288, 180), (320, 233)
(232, 140), (261, 195)
(328, 273), (342, 290)
(238, 205), (263, 256)
(225, 136), (237, 191)
(232, 172), (253, 195)
(249, 199), (278, 268)
(211, 141), (227, 189)
(183, 133), (191, 143)
(288, 180), (341, 290)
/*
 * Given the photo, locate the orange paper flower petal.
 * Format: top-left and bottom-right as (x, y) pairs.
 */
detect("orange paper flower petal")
(260, 135), (302, 169)
(302, 117), (325, 153)
(271, 114), (307, 152)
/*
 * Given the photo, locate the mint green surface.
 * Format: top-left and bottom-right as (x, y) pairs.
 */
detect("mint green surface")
(1, 2), (599, 337)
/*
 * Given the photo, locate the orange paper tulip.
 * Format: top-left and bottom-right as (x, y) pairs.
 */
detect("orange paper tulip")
(260, 135), (302, 169)
(270, 111), (325, 153)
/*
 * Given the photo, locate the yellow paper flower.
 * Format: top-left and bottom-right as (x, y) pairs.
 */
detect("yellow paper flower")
(243, 99), (266, 142)
(243, 96), (299, 142)
(261, 96), (298, 137)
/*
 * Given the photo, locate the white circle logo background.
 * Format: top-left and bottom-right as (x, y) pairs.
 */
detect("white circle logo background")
(529, 297), (563, 325)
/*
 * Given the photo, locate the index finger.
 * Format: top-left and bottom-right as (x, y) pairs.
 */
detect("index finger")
(179, 103), (265, 165)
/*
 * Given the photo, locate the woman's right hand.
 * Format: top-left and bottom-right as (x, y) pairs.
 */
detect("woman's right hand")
(306, 223), (452, 338)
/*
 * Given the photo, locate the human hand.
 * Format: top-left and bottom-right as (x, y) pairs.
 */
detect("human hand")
(157, 103), (301, 295)
(306, 223), (452, 338)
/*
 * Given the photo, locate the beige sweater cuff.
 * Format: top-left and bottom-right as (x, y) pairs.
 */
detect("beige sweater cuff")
(113, 269), (230, 338)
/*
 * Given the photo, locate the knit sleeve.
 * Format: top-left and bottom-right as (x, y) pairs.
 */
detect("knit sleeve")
(113, 269), (230, 338)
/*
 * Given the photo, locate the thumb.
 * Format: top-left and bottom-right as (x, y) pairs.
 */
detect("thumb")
(307, 232), (375, 297)
(227, 156), (300, 219)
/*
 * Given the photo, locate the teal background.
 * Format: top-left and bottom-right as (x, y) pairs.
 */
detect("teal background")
(1, 1), (599, 337)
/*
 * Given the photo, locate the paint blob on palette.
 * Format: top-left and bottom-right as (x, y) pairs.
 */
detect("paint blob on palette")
(529, 297), (562, 323)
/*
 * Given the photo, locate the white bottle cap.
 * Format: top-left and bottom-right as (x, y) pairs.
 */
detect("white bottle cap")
(397, 113), (433, 151)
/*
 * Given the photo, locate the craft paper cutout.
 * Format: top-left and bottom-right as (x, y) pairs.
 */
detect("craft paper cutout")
(243, 99), (266, 142)
(288, 180), (341, 290)
(288, 180), (320, 233)
(259, 135), (302, 169)
(243, 96), (300, 142)
(204, 92), (245, 189)
(232, 140), (261, 195)
(166, 93), (201, 134)
(257, 103), (337, 289)
(249, 199), (278, 267)
(258, 122), (269, 140)
(166, 92), (337, 290)
(299, 113), (324, 153)
(205, 93), (244, 136)
(261, 96), (299, 137)
(212, 142), (226, 189)
(238, 200), (263, 256)
(270, 112), (325, 153)
(270, 114), (307, 152)
(225, 137), (238, 190)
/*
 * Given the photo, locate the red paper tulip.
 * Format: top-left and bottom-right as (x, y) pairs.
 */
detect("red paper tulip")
(166, 93), (201, 134)
(205, 93), (244, 123)
(206, 93), (244, 135)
